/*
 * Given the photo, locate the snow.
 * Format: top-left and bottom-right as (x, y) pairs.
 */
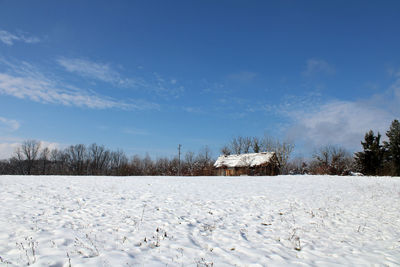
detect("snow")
(0, 175), (399, 266)
(214, 152), (276, 168)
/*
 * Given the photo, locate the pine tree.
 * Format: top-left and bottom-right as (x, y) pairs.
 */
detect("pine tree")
(354, 130), (384, 175)
(384, 119), (400, 176)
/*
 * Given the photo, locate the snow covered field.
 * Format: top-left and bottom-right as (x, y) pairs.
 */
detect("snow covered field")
(0, 175), (399, 266)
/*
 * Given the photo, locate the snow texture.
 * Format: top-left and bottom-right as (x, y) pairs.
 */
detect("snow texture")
(214, 152), (276, 168)
(0, 175), (399, 266)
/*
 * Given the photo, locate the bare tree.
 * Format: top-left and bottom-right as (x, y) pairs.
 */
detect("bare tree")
(196, 146), (214, 175)
(130, 155), (144, 175)
(88, 143), (110, 175)
(154, 157), (169, 176)
(14, 140), (41, 175)
(184, 151), (196, 176)
(40, 147), (50, 175)
(227, 136), (254, 154)
(231, 137), (242, 154)
(110, 150), (128, 175)
(65, 144), (88, 175)
(311, 145), (354, 175)
(242, 136), (252, 153)
(261, 135), (294, 174)
(220, 145), (231, 156)
(144, 153), (156, 175)
(287, 156), (308, 174)
(252, 137), (261, 153)
(50, 148), (68, 175)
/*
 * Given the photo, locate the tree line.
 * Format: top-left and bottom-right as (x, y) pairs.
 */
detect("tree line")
(0, 119), (399, 176)
(0, 134), (296, 176)
(0, 142), (214, 176)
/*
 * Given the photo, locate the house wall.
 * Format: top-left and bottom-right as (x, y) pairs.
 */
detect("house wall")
(216, 164), (280, 176)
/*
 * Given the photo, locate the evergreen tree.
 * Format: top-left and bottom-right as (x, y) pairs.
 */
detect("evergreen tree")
(384, 119), (400, 176)
(354, 130), (384, 175)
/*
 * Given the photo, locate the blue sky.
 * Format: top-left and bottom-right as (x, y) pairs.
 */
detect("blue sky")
(1, 1), (400, 159)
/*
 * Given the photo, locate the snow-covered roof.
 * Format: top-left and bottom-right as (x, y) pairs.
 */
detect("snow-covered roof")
(214, 152), (277, 168)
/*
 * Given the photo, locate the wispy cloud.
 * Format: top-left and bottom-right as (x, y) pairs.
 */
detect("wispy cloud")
(153, 72), (184, 98)
(57, 57), (185, 98)
(0, 117), (20, 131)
(0, 58), (159, 110)
(182, 106), (205, 114)
(200, 80), (226, 94)
(0, 72), (131, 109)
(0, 29), (40, 46)
(302, 59), (335, 76)
(57, 57), (141, 87)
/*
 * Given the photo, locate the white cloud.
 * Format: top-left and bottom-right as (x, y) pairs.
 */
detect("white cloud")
(0, 117), (20, 131)
(0, 142), (20, 159)
(39, 141), (60, 151)
(303, 59), (335, 76)
(286, 100), (394, 150)
(273, 68), (400, 152)
(0, 59), (158, 110)
(0, 30), (40, 46)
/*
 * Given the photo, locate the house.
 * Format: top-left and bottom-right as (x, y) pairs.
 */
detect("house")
(214, 152), (280, 176)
